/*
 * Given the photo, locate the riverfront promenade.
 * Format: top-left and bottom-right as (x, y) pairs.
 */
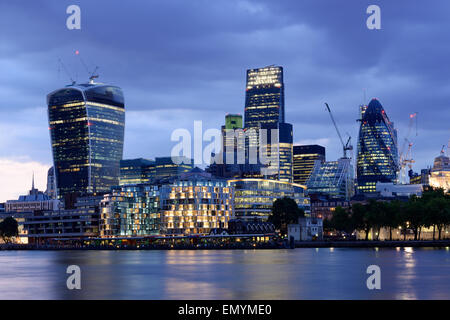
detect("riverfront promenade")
(2, 239), (450, 250)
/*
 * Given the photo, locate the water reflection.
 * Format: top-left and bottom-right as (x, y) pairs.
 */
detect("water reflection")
(0, 248), (449, 299)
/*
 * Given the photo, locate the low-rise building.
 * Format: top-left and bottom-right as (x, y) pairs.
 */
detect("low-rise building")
(100, 184), (160, 237)
(288, 217), (323, 241)
(376, 182), (423, 198)
(227, 218), (275, 235)
(429, 151), (450, 191)
(22, 195), (102, 243)
(160, 169), (233, 235)
(228, 178), (310, 221)
(100, 168), (234, 237)
(5, 181), (60, 213)
(310, 195), (350, 220)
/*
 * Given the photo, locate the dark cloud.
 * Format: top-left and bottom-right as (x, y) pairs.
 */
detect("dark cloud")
(0, 0), (449, 176)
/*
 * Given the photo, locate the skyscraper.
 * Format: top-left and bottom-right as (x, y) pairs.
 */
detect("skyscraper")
(47, 81), (125, 197)
(356, 98), (399, 194)
(293, 145), (326, 185)
(244, 66), (284, 129)
(243, 66), (292, 182)
(261, 122), (293, 182)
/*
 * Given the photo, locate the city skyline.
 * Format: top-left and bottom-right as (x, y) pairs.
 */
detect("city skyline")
(1, 1), (450, 201)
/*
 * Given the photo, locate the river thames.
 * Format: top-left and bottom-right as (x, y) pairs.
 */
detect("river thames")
(1, 247), (449, 299)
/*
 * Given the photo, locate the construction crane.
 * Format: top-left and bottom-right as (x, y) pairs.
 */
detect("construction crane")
(398, 112), (418, 184)
(325, 103), (353, 159)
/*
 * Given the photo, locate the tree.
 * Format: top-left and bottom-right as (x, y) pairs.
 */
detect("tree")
(351, 203), (371, 240)
(404, 196), (425, 241)
(0, 217), (19, 243)
(330, 206), (353, 235)
(428, 197), (450, 240)
(383, 200), (402, 241)
(269, 197), (305, 235)
(365, 200), (386, 240)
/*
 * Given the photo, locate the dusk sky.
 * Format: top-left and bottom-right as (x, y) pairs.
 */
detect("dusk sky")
(0, 0), (449, 201)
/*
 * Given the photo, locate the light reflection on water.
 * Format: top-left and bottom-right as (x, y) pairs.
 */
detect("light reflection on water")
(0, 248), (449, 300)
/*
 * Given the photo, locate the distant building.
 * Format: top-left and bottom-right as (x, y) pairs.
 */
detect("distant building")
(47, 81), (125, 197)
(309, 195), (351, 220)
(45, 167), (57, 199)
(225, 113), (243, 130)
(5, 177), (60, 213)
(293, 145), (326, 185)
(0, 203), (5, 214)
(260, 122), (293, 182)
(206, 114), (254, 179)
(119, 158), (155, 185)
(100, 184), (160, 237)
(228, 178), (310, 221)
(306, 158), (354, 200)
(376, 182), (423, 198)
(356, 99), (399, 194)
(429, 151), (450, 191)
(288, 217), (323, 241)
(154, 156), (193, 180)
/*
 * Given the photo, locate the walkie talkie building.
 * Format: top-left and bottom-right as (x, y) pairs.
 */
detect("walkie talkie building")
(356, 98), (398, 194)
(47, 81), (125, 198)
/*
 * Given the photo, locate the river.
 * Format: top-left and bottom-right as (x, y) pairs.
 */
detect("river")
(1, 247), (449, 299)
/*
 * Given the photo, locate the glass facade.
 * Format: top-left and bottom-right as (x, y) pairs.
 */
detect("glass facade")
(306, 158), (354, 200)
(228, 178), (310, 221)
(47, 83), (125, 197)
(154, 156), (193, 180)
(261, 123), (293, 182)
(244, 66), (284, 128)
(293, 145), (326, 185)
(120, 158), (155, 185)
(356, 99), (398, 194)
(160, 176), (233, 235)
(100, 185), (160, 237)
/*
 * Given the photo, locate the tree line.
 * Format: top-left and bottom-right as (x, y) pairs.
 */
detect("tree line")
(325, 187), (450, 241)
(0, 217), (19, 243)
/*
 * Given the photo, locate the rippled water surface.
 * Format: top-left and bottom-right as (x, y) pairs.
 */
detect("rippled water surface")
(1, 248), (449, 299)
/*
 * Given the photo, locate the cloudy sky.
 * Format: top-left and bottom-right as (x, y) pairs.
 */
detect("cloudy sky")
(0, 0), (449, 201)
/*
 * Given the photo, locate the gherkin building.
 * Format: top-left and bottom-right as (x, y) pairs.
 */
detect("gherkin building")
(356, 99), (399, 194)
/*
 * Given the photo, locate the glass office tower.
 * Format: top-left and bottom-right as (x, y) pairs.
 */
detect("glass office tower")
(306, 158), (354, 200)
(47, 82), (125, 197)
(356, 98), (398, 194)
(293, 145), (326, 185)
(244, 66), (284, 128)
